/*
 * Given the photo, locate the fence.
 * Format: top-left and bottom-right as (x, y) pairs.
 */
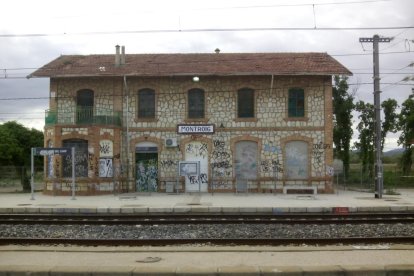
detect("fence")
(334, 163), (414, 192)
(0, 166), (44, 193)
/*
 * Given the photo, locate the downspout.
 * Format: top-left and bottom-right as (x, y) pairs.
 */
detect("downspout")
(270, 74), (274, 94)
(123, 75), (130, 190)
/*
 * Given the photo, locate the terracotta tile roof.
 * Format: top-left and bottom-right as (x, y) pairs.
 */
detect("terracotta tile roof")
(30, 52), (352, 78)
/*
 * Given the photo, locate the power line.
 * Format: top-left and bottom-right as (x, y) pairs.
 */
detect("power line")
(1, 26), (414, 38)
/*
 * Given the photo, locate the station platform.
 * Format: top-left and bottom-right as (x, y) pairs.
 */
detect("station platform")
(1, 189), (414, 214)
(1, 189), (414, 275)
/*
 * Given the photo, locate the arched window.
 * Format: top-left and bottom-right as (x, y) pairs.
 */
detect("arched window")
(285, 141), (308, 179)
(188, 88), (205, 119)
(137, 88), (155, 119)
(76, 89), (94, 124)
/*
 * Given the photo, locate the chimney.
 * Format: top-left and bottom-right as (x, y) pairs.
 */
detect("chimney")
(121, 46), (126, 65)
(115, 45), (121, 67)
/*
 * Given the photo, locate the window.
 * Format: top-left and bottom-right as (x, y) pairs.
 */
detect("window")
(288, 88), (305, 117)
(76, 89), (94, 124)
(138, 89), (155, 119)
(62, 139), (88, 178)
(237, 88), (254, 118)
(188, 88), (205, 119)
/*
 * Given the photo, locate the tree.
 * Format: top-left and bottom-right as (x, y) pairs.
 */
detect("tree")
(0, 121), (43, 166)
(398, 91), (414, 175)
(354, 98), (400, 178)
(354, 101), (375, 178)
(381, 99), (399, 151)
(332, 76), (354, 177)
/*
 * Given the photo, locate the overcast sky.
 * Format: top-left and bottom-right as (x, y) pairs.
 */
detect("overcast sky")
(0, 0), (413, 150)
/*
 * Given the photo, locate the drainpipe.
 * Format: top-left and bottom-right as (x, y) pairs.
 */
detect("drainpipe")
(123, 75), (130, 190)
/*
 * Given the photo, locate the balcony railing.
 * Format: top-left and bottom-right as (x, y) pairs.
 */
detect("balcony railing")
(45, 107), (122, 127)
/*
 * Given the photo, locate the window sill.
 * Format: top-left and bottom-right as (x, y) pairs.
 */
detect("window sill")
(184, 118), (210, 123)
(284, 117), (309, 122)
(234, 118), (258, 122)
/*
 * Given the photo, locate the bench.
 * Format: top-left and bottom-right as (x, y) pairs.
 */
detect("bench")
(283, 185), (317, 195)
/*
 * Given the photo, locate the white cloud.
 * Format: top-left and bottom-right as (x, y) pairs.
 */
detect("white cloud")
(0, 0), (413, 150)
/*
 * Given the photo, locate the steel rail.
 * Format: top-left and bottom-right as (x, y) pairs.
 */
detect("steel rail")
(0, 236), (413, 246)
(0, 213), (414, 225)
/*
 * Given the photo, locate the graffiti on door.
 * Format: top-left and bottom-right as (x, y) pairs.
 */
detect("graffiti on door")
(136, 159), (158, 192)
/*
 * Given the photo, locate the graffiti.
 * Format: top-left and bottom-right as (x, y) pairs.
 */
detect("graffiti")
(212, 151), (231, 160)
(99, 158), (113, 177)
(88, 154), (99, 177)
(63, 151), (88, 178)
(136, 159), (158, 192)
(100, 144), (110, 154)
(55, 158), (60, 178)
(313, 142), (331, 150)
(99, 140), (113, 157)
(212, 180), (232, 190)
(260, 160), (283, 173)
(188, 173), (208, 185)
(213, 139), (225, 150)
(312, 142), (330, 171)
(263, 144), (281, 154)
(160, 160), (178, 169)
(185, 142), (208, 158)
(212, 160), (232, 169)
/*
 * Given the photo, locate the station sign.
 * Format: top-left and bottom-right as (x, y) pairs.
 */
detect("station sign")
(177, 124), (215, 135)
(33, 147), (72, 156)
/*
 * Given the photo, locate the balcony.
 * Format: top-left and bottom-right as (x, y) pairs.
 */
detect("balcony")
(45, 107), (122, 127)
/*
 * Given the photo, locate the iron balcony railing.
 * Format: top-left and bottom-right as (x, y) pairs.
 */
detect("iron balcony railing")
(45, 107), (122, 126)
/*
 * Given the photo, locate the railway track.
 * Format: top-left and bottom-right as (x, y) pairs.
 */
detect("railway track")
(1, 213), (414, 225)
(1, 213), (414, 246)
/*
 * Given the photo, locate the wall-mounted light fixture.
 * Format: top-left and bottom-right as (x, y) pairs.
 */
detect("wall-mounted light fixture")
(192, 76), (200, 82)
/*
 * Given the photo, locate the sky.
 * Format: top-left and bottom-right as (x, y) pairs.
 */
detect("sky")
(0, 0), (413, 151)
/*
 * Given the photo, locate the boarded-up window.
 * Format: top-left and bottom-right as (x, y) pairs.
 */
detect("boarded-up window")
(138, 89), (155, 119)
(188, 88), (205, 119)
(237, 88), (254, 118)
(235, 141), (258, 180)
(285, 141), (308, 179)
(62, 139), (88, 178)
(288, 88), (305, 117)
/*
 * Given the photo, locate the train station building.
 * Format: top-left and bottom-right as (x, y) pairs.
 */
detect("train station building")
(30, 47), (351, 195)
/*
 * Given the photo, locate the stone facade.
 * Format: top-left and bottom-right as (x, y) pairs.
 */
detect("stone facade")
(43, 74), (334, 195)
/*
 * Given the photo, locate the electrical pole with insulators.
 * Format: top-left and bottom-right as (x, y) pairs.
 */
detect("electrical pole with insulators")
(359, 34), (391, 199)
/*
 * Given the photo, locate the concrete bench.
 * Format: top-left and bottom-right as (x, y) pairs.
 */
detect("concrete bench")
(283, 185), (317, 195)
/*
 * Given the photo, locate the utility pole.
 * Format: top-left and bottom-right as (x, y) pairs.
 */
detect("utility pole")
(359, 34), (391, 199)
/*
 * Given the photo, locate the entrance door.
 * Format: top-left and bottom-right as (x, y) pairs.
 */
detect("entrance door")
(184, 141), (208, 192)
(135, 143), (158, 192)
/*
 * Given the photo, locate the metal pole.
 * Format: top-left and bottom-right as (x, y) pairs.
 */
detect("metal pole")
(373, 34), (383, 199)
(359, 35), (390, 199)
(30, 148), (35, 200)
(71, 147), (76, 200)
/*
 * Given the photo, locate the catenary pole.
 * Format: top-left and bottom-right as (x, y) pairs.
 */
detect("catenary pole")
(359, 34), (390, 199)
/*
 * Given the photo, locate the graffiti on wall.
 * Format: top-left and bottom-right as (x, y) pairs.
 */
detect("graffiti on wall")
(99, 158), (113, 177)
(185, 142), (208, 159)
(211, 139), (232, 177)
(99, 140), (113, 157)
(312, 142), (330, 175)
(260, 159), (283, 173)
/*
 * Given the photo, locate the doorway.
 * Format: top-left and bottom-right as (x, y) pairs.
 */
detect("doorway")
(135, 143), (158, 192)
